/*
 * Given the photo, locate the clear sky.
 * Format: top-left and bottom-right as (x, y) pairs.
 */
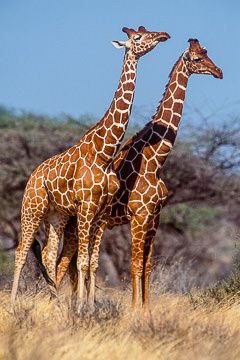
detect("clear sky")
(0, 0), (239, 126)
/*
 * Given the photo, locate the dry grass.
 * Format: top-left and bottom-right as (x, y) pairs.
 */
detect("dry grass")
(1, 282), (240, 360)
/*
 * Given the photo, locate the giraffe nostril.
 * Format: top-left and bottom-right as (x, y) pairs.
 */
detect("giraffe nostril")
(215, 67), (223, 79)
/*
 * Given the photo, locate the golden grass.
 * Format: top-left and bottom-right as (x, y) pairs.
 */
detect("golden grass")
(1, 285), (240, 360)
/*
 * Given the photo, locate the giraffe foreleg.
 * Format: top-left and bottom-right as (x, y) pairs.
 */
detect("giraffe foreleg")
(142, 214), (160, 310)
(87, 185), (117, 306)
(130, 213), (159, 310)
(76, 201), (97, 312)
(130, 215), (147, 310)
(88, 221), (107, 306)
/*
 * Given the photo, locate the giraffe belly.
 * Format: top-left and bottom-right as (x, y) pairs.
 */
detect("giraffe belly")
(107, 214), (130, 229)
(107, 200), (130, 229)
(45, 175), (76, 216)
(47, 189), (76, 216)
(44, 159), (120, 217)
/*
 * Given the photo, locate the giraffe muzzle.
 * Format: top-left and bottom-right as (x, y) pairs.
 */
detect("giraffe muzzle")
(213, 67), (223, 79)
(156, 32), (171, 42)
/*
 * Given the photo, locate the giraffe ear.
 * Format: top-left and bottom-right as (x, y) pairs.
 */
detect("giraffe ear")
(183, 49), (190, 61)
(111, 40), (127, 49)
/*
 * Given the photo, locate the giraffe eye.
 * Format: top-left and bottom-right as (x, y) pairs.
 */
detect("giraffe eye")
(194, 58), (201, 63)
(134, 35), (142, 41)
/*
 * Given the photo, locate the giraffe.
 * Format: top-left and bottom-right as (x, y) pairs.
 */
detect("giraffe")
(55, 38), (223, 309)
(10, 26), (170, 309)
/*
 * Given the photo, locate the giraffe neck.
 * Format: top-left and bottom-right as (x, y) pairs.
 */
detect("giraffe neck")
(115, 55), (191, 176)
(145, 55), (191, 170)
(85, 50), (139, 166)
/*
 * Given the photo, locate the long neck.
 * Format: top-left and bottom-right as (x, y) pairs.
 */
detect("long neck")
(85, 50), (138, 166)
(115, 56), (191, 176)
(146, 55), (190, 170)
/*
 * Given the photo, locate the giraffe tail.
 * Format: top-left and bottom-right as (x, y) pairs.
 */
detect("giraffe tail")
(31, 239), (56, 288)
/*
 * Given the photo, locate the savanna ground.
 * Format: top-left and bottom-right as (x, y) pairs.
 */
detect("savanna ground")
(1, 268), (240, 360)
(1, 107), (240, 359)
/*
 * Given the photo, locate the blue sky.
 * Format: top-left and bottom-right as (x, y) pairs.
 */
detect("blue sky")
(0, 0), (239, 126)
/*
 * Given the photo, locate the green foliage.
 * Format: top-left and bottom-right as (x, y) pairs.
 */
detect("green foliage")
(160, 203), (220, 234)
(198, 271), (240, 305)
(0, 247), (13, 277)
(191, 241), (240, 306)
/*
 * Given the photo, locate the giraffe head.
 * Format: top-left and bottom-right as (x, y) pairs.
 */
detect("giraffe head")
(183, 38), (223, 79)
(111, 26), (170, 58)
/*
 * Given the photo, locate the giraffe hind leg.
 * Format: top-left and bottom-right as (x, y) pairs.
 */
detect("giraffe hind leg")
(56, 216), (78, 290)
(11, 216), (45, 304)
(31, 239), (55, 287)
(68, 254), (78, 295)
(41, 212), (70, 299)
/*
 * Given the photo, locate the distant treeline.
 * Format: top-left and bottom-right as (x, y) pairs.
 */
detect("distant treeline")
(0, 105), (239, 245)
(0, 106), (240, 288)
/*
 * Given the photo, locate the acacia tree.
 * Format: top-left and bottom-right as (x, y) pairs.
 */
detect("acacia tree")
(187, 116), (240, 171)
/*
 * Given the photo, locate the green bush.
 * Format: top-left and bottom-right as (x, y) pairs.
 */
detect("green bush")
(0, 246), (13, 278)
(190, 240), (240, 306)
(160, 203), (220, 234)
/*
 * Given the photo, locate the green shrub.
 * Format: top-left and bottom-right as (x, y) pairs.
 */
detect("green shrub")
(160, 203), (220, 234)
(191, 241), (240, 306)
(0, 246), (13, 279)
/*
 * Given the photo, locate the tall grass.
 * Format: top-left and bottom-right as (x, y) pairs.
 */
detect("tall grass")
(1, 281), (240, 360)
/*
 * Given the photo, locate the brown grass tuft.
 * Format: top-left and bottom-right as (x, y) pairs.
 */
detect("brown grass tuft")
(1, 284), (240, 360)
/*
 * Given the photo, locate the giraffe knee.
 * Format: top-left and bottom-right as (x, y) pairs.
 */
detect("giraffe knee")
(131, 263), (143, 278)
(15, 246), (28, 266)
(77, 262), (89, 273)
(90, 261), (98, 274)
(144, 265), (152, 278)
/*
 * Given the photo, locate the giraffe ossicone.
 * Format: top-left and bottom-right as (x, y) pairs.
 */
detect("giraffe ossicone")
(55, 38), (223, 310)
(10, 26), (170, 311)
